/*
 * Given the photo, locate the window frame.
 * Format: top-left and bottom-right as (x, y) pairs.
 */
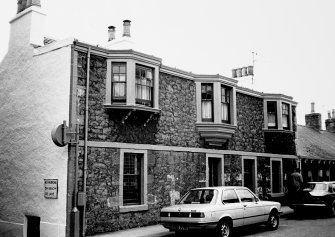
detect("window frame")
(267, 101), (278, 129)
(201, 83), (214, 122)
(135, 65), (154, 107)
(111, 62), (127, 103)
(119, 149), (148, 212)
(221, 85), (231, 123)
(282, 102), (290, 130)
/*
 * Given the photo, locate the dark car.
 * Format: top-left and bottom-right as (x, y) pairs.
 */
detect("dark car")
(289, 181), (335, 216)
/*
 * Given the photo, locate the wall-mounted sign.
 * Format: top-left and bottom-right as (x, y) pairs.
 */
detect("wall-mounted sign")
(44, 179), (58, 199)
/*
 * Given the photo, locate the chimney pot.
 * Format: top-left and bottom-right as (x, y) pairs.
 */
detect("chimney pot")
(332, 109), (335, 118)
(122, 20), (131, 37)
(108, 26), (116, 42)
(328, 110), (332, 119)
(311, 102), (315, 113)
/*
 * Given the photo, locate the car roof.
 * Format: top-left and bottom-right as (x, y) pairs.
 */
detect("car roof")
(308, 181), (335, 184)
(191, 186), (248, 191)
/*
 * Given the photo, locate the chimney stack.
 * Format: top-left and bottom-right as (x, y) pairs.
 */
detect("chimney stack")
(305, 102), (322, 131)
(108, 26), (115, 42)
(325, 109), (335, 133)
(122, 20), (131, 37)
(311, 102), (315, 113)
(328, 111), (332, 119)
(17, 0), (41, 14)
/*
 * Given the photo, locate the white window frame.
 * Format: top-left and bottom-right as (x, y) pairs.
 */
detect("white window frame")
(119, 149), (148, 212)
(106, 58), (159, 110)
(206, 154), (224, 187)
(242, 156), (257, 193)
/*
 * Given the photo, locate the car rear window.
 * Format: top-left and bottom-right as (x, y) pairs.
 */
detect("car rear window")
(180, 189), (217, 204)
(313, 183), (327, 191)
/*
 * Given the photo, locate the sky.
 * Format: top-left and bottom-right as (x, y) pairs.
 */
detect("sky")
(0, 0), (334, 128)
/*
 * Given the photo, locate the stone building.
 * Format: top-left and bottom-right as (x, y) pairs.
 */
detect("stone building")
(296, 104), (335, 183)
(0, 2), (299, 237)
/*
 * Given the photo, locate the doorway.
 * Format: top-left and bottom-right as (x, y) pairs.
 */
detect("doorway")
(208, 157), (223, 187)
(243, 158), (256, 192)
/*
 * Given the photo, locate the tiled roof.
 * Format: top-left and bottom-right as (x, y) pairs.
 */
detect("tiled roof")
(296, 125), (335, 160)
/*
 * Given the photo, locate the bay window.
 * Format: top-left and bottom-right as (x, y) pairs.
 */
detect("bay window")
(201, 84), (213, 122)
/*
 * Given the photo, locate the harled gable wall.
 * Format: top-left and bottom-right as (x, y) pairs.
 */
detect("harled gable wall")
(0, 44), (71, 237)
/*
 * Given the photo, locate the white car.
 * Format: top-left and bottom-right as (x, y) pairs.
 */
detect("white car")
(160, 186), (281, 237)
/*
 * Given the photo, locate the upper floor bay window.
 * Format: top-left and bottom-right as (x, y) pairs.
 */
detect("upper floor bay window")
(201, 84), (213, 122)
(282, 103), (290, 130)
(221, 86), (230, 123)
(112, 63), (126, 102)
(136, 65), (153, 107)
(267, 101), (277, 128)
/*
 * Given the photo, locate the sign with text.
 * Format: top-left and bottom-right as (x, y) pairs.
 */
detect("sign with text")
(44, 179), (58, 199)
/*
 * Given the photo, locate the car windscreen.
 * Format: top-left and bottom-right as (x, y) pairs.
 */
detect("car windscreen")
(312, 183), (327, 191)
(179, 189), (217, 204)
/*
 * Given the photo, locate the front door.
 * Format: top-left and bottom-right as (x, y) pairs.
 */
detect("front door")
(243, 159), (255, 192)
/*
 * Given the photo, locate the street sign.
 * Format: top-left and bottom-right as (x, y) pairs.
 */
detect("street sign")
(44, 179), (58, 199)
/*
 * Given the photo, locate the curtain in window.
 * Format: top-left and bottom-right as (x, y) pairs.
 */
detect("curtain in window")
(268, 113), (276, 127)
(282, 103), (289, 128)
(221, 103), (229, 121)
(202, 101), (212, 120)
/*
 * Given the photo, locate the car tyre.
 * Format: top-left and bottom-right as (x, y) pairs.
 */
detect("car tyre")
(267, 211), (279, 230)
(217, 219), (232, 237)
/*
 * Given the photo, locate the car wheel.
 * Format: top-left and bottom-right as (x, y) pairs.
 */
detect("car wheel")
(267, 211), (279, 230)
(217, 219), (232, 237)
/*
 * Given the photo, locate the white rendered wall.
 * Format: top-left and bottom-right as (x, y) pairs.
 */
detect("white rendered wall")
(0, 42), (71, 237)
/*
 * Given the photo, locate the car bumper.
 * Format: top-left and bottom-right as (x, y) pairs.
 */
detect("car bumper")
(160, 221), (217, 231)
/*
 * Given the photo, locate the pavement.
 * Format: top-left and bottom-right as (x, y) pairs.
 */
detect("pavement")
(88, 206), (294, 237)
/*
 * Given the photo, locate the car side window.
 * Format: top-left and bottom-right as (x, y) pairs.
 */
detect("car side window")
(222, 189), (239, 204)
(236, 189), (256, 202)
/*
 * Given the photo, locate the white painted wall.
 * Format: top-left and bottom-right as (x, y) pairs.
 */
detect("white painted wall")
(0, 39), (71, 237)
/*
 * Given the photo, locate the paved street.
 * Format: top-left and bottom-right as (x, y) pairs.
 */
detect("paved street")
(90, 207), (335, 237)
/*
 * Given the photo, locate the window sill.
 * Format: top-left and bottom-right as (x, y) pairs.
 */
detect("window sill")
(196, 122), (237, 146)
(269, 193), (285, 198)
(104, 103), (160, 114)
(263, 128), (294, 133)
(119, 204), (149, 213)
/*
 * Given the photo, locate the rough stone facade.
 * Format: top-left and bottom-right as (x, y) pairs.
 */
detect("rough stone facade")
(228, 93), (265, 152)
(264, 131), (296, 155)
(256, 157), (271, 200)
(77, 53), (200, 147)
(80, 148), (206, 235)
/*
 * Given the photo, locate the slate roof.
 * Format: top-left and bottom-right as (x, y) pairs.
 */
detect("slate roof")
(296, 125), (335, 160)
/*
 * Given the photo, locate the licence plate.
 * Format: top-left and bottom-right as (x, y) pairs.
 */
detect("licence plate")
(173, 225), (188, 231)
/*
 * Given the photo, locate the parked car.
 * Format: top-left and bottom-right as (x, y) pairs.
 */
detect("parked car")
(160, 186), (281, 237)
(289, 181), (335, 216)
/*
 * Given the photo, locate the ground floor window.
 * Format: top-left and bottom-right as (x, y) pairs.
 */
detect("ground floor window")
(120, 149), (148, 210)
(271, 158), (283, 194)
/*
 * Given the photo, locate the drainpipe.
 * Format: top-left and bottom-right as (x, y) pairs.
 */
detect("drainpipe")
(82, 46), (91, 236)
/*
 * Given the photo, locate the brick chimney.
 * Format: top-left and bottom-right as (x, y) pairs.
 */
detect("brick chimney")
(122, 20), (131, 37)
(305, 102), (322, 131)
(108, 26), (116, 41)
(325, 109), (335, 133)
(9, 0), (45, 50)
